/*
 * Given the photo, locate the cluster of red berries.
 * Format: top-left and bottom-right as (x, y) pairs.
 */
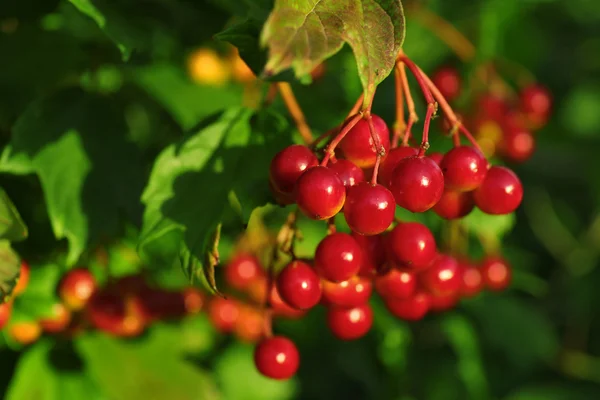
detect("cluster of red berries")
(432, 66), (552, 163)
(0, 262), (203, 344)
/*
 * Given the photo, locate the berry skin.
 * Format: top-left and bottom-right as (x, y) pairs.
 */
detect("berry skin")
(374, 268), (416, 300)
(276, 260), (322, 310)
(87, 291), (146, 337)
(207, 297), (240, 333)
(433, 190), (475, 220)
(314, 233), (363, 282)
(8, 321), (41, 345)
(0, 302), (12, 329)
(429, 293), (459, 312)
(183, 287), (204, 314)
(344, 183), (395, 235)
(428, 152), (444, 166)
(328, 159), (365, 187)
(295, 166), (346, 220)
(351, 233), (386, 276)
(481, 257), (512, 291)
(473, 166), (523, 215)
(431, 67), (461, 101)
(440, 146), (488, 192)
(477, 94), (509, 122)
(326, 304), (373, 341)
(234, 305), (264, 343)
(254, 336), (300, 380)
(460, 261), (484, 298)
(384, 291), (430, 321)
(13, 261), (30, 297)
(321, 276), (372, 307)
(270, 145), (318, 195)
(379, 146), (418, 186)
(40, 303), (71, 333)
(499, 127), (535, 163)
(225, 254), (264, 291)
(387, 222), (437, 269)
(59, 268), (97, 311)
(419, 254), (461, 296)
(520, 84), (552, 124)
(389, 156), (444, 212)
(339, 115), (390, 169)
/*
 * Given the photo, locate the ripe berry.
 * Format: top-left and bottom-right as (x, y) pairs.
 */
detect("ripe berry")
(374, 268), (416, 299)
(379, 146), (418, 186)
(225, 254), (264, 291)
(40, 303), (71, 333)
(477, 94), (509, 122)
(328, 159), (364, 187)
(8, 321), (41, 345)
(481, 257), (512, 291)
(326, 304), (373, 340)
(183, 287), (204, 314)
(87, 291), (146, 337)
(0, 302), (12, 329)
(389, 156), (444, 212)
(234, 305), (264, 343)
(321, 276), (372, 307)
(254, 336), (300, 380)
(314, 233), (363, 282)
(352, 233), (385, 276)
(295, 166), (345, 220)
(344, 183), (395, 235)
(433, 190), (475, 219)
(440, 146), (488, 191)
(13, 261), (30, 297)
(339, 115), (390, 169)
(59, 268), (97, 311)
(269, 145), (318, 195)
(499, 127), (535, 163)
(460, 261), (484, 297)
(207, 297), (240, 332)
(431, 66), (461, 101)
(419, 254), (461, 296)
(276, 260), (322, 310)
(429, 293), (459, 312)
(428, 151), (444, 166)
(473, 166), (523, 215)
(520, 84), (552, 124)
(385, 291), (430, 321)
(387, 222), (437, 269)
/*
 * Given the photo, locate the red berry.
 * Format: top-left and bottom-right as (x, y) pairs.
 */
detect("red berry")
(269, 179), (294, 205)
(326, 304), (373, 340)
(276, 260), (322, 310)
(433, 190), (475, 219)
(389, 156), (444, 212)
(379, 146), (418, 186)
(387, 222), (437, 269)
(339, 115), (390, 168)
(225, 254), (264, 291)
(420, 254), (461, 296)
(351, 233), (385, 276)
(321, 276), (372, 307)
(269, 145), (318, 194)
(254, 336), (299, 380)
(39, 303), (71, 333)
(477, 94), (509, 122)
(499, 127), (535, 163)
(385, 291), (430, 321)
(481, 257), (511, 291)
(295, 166), (345, 220)
(344, 183), (395, 235)
(234, 305), (264, 343)
(0, 302), (12, 329)
(440, 146), (488, 191)
(431, 66), (461, 101)
(460, 261), (484, 298)
(87, 291), (146, 337)
(13, 261), (30, 296)
(520, 84), (551, 123)
(207, 297), (240, 332)
(374, 268), (416, 299)
(429, 293), (459, 312)
(328, 159), (364, 187)
(59, 268), (97, 311)
(473, 166), (523, 215)
(428, 151), (444, 166)
(314, 233), (363, 282)
(183, 287), (204, 314)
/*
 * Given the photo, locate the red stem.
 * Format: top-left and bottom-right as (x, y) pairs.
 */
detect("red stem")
(392, 67), (406, 148)
(366, 113), (385, 184)
(402, 118), (415, 147)
(321, 114), (362, 166)
(418, 104), (435, 157)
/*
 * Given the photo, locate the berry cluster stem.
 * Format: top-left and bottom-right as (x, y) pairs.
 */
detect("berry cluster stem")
(277, 82), (313, 145)
(365, 113), (384, 185)
(397, 62), (418, 147)
(392, 66), (406, 148)
(320, 114), (362, 166)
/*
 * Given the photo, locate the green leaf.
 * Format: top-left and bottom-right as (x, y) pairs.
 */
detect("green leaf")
(76, 331), (220, 400)
(12, 263), (62, 319)
(215, 343), (296, 400)
(0, 240), (20, 302)
(5, 340), (103, 400)
(260, 0), (405, 101)
(215, 19), (267, 76)
(1, 88), (144, 265)
(139, 109), (253, 282)
(0, 187), (28, 242)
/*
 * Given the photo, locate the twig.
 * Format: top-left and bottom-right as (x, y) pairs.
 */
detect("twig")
(277, 82), (313, 145)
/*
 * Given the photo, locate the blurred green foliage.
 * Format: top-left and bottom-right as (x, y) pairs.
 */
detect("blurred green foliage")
(0, 0), (599, 399)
